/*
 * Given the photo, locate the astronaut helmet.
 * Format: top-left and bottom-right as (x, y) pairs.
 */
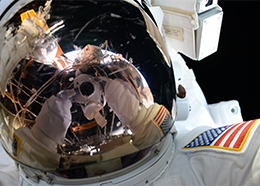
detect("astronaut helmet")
(0, 0), (176, 184)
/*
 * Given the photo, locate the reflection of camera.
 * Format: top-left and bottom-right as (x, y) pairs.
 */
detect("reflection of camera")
(73, 74), (105, 104)
(73, 74), (107, 127)
(79, 82), (94, 97)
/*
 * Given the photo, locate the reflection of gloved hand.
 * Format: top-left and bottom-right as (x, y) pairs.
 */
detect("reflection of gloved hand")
(13, 90), (76, 170)
(105, 78), (140, 126)
(104, 78), (167, 149)
(31, 90), (76, 147)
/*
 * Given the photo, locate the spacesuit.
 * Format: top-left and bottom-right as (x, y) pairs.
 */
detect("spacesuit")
(2, 56), (260, 186)
(0, 0), (260, 186)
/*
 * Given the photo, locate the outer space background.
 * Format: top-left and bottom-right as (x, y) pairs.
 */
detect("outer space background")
(182, 1), (260, 121)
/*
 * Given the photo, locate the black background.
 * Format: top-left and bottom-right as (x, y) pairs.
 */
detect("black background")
(182, 1), (260, 121)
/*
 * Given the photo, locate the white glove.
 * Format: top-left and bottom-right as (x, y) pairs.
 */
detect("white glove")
(31, 93), (73, 146)
(104, 78), (166, 149)
(13, 91), (75, 170)
(105, 78), (140, 127)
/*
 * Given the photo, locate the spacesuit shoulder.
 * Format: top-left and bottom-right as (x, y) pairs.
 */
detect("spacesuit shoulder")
(180, 119), (260, 154)
(178, 119), (260, 185)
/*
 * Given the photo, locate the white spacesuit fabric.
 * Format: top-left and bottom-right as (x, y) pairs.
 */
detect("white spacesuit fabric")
(0, 147), (20, 186)
(156, 119), (260, 186)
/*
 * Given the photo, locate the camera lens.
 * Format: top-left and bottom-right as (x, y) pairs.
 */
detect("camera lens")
(80, 82), (94, 96)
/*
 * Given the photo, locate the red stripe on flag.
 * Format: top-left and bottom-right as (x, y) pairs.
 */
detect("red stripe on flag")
(157, 108), (166, 124)
(155, 106), (165, 123)
(214, 124), (238, 146)
(233, 120), (255, 148)
(223, 123), (245, 147)
(154, 106), (164, 121)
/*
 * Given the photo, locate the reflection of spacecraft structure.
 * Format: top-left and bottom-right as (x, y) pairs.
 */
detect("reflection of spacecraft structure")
(1, 1), (260, 186)
(1, 36), (173, 169)
(0, 0), (176, 180)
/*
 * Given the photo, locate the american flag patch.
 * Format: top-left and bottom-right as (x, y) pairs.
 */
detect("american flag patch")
(153, 106), (171, 135)
(182, 119), (260, 151)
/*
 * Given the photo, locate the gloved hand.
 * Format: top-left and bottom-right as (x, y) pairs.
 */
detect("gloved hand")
(13, 90), (75, 170)
(104, 78), (140, 127)
(31, 89), (76, 146)
(104, 78), (166, 149)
